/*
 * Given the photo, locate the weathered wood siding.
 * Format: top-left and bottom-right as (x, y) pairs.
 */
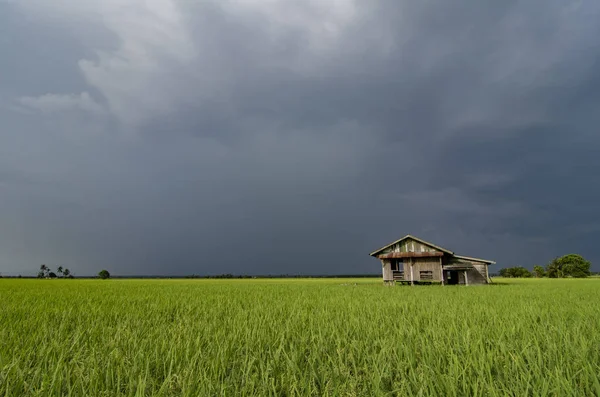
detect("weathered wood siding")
(447, 258), (489, 284)
(401, 257), (443, 282)
(382, 260), (392, 281)
(470, 264), (488, 284)
(380, 238), (441, 255)
(402, 261), (410, 280)
(415, 257), (442, 281)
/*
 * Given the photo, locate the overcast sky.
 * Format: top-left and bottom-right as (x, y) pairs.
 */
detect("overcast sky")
(1, 0), (600, 276)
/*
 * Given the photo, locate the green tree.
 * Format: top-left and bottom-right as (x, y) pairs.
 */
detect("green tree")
(98, 270), (111, 279)
(63, 268), (71, 278)
(498, 266), (532, 278)
(546, 257), (562, 278)
(48, 272), (57, 278)
(533, 265), (545, 278)
(547, 254), (591, 278)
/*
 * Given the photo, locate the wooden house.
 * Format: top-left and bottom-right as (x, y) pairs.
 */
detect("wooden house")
(370, 235), (495, 285)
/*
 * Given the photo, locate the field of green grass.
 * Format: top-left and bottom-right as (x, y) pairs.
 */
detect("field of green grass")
(1, 278), (600, 396)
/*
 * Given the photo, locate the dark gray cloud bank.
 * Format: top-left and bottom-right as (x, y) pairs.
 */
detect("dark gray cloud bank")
(1, 0), (600, 276)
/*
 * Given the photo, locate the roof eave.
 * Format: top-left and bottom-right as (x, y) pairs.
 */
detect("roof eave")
(453, 254), (496, 265)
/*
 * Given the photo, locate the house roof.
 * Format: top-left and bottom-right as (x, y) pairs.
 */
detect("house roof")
(369, 234), (496, 265)
(443, 264), (474, 270)
(369, 234), (454, 257)
(453, 255), (496, 265)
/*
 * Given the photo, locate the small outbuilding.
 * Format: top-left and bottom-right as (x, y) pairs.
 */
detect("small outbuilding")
(370, 234), (495, 285)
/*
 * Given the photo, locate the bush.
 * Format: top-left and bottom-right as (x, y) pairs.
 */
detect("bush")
(498, 267), (532, 278)
(98, 270), (111, 280)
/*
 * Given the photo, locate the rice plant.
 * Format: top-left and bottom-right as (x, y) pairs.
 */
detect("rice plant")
(1, 278), (599, 396)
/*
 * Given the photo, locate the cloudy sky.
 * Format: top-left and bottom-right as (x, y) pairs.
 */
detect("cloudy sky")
(1, 0), (599, 276)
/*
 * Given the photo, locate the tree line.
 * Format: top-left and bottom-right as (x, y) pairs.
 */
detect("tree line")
(498, 254), (592, 278)
(37, 264), (72, 279)
(37, 265), (111, 279)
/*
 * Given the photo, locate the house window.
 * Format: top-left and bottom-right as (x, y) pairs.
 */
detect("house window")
(391, 259), (403, 271)
(420, 271), (433, 280)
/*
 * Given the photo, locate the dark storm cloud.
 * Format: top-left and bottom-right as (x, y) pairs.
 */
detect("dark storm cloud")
(1, 0), (600, 276)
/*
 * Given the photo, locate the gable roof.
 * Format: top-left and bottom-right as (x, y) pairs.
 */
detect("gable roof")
(369, 234), (454, 257)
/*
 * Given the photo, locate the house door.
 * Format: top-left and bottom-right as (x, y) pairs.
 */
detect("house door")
(446, 271), (459, 285)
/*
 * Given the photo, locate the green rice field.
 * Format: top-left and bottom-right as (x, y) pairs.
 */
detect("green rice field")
(1, 278), (600, 396)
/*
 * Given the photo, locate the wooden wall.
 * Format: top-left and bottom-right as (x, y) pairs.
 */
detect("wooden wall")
(469, 264), (489, 284)
(381, 257), (489, 284)
(381, 260), (392, 281)
(400, 257), (443, 282)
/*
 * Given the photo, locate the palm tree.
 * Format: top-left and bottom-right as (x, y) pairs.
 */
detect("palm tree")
(57, 266), (63, 277)
(40, 264), (49, 278)
(63, 268), (71, 278)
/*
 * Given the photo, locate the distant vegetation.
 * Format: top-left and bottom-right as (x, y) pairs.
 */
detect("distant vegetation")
(32, 265), (114, 279)
(498, 254), (591, 278)
(1, 278), (600, 395)
(498, 266), (532, 278)
(533, 265), (545, 278)
(184, 274), (380, 279)
(546, 254), (591, 278)
(37, 264), (72, 279)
